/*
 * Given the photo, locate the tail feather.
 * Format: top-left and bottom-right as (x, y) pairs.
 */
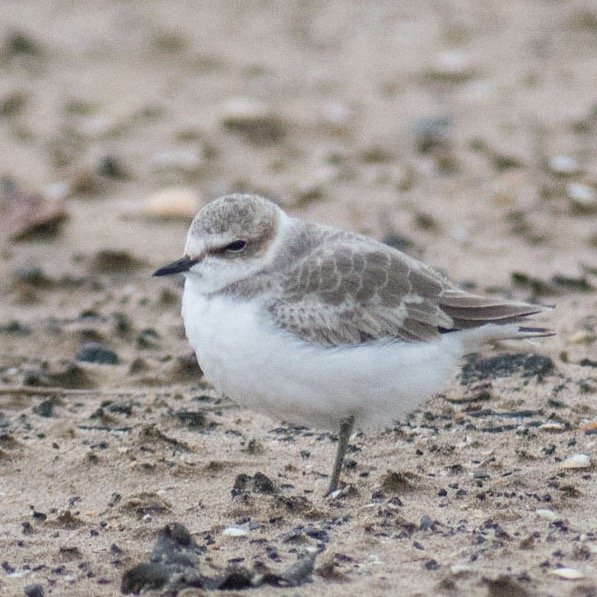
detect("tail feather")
(459, 322), (554, 353)
(439, 290), (553, 338)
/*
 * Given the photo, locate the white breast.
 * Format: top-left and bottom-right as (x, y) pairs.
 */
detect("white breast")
(181, 277), (466, 431)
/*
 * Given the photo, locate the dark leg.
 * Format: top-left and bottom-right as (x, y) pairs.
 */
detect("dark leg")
(325, 415), (355, 496)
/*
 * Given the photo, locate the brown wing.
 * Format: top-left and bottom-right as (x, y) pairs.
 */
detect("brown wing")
(266, 239), (454, 346)
(266, 233), (549, 347)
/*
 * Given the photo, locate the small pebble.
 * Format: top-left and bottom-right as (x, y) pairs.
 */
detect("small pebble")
(98, 155), (129, 180)
(424, 558), (440, 571)
(559, 454), (591, 470)
(414, 116), (451, 154)
(5, 31), (42, 57)
(91, 250), (143, 274)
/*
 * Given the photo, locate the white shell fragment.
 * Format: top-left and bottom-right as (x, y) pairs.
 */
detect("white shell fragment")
(548, 155), (580, 176)
(559, 454), (591, 470)
(143, 187), (201, 220)
(222, 526), (248, 537)
(535, 509), (558, 520)
(450, 564), (474, 576)
(219, 98), (270, 126)
(549, 567), (585, 580)
(538, 422), (567, 432)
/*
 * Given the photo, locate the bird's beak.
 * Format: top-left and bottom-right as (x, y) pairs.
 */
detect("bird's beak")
(153, 255), (198, 276)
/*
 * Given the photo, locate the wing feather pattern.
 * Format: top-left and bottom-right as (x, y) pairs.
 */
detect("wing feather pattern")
(265, 228), (549, 347)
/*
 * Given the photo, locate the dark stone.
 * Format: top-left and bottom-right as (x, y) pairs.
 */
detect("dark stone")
(21, 521), (33, 535)
(105, 402), (133, 416)
(12, 267), (53, 288)
(551, 274), (593, 292)
(459, 352), (555, 385)
(121, 562), (180, 594)
(175, 410), (206, 428)
(232, 472), (277, 497)
(112, 312), (133, 336)
(32, 400), (54, 418)
(483, 575), (530, 597)
(0, 320), (31, 335)
(91, 250), (143, 274)
(98, 155), (129, 180)
(216, 566), (254, 590)
(414, 117), (451, 154)
(171, 353), (203, 380)
(23, 584), (45, 597)
(253, 472), (277, 494)
(419, 515), (435, 531)
(110, 543), (124, 555)
(5, 32), (41, 56)
(136, 328), (159, 349)
(128, 357), (147, 374)
(121, 523), (203, 594)
(222, 114), (286, 146)
(75, 342), (119, 365)
(47, 361), (93, 388)
(380, 471), (416, 494)
(108, 492), (121, 508)
(121, 523), (317, 594)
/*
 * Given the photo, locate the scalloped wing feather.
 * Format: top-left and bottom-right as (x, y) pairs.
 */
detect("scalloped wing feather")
(264, 229), (550, 347)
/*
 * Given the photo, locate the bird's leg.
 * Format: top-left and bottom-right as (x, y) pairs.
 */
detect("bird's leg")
(325, 415), (355, 496)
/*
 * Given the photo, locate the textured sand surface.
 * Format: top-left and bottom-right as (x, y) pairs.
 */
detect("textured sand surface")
(0, 2), (595, 595)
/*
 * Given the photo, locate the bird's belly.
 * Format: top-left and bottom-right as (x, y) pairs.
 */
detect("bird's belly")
(181, 289), (465, 431)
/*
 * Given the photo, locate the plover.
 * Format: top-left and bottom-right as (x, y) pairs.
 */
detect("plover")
(154, 194), (551, 494)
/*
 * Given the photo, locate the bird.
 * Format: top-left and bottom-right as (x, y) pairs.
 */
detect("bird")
(154, 193), (552, 495)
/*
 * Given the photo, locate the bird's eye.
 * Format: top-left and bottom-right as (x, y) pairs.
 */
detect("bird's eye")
(224, 240), (247, 253)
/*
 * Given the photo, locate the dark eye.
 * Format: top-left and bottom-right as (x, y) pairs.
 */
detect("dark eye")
(224, 240), (247, 253)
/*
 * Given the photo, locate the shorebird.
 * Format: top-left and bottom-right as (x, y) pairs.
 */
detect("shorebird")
(154, 194), (551, 494)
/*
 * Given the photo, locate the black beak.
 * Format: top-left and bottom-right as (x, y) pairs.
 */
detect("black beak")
(153, 255), (198, 277)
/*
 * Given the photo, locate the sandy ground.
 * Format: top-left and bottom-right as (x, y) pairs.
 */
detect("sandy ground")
(1, 1), (596, 595)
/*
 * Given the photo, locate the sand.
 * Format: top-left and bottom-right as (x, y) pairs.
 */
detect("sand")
(0, 1), (595, 595)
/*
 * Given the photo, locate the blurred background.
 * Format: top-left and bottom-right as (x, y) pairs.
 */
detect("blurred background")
(2, 1), (595, 245)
